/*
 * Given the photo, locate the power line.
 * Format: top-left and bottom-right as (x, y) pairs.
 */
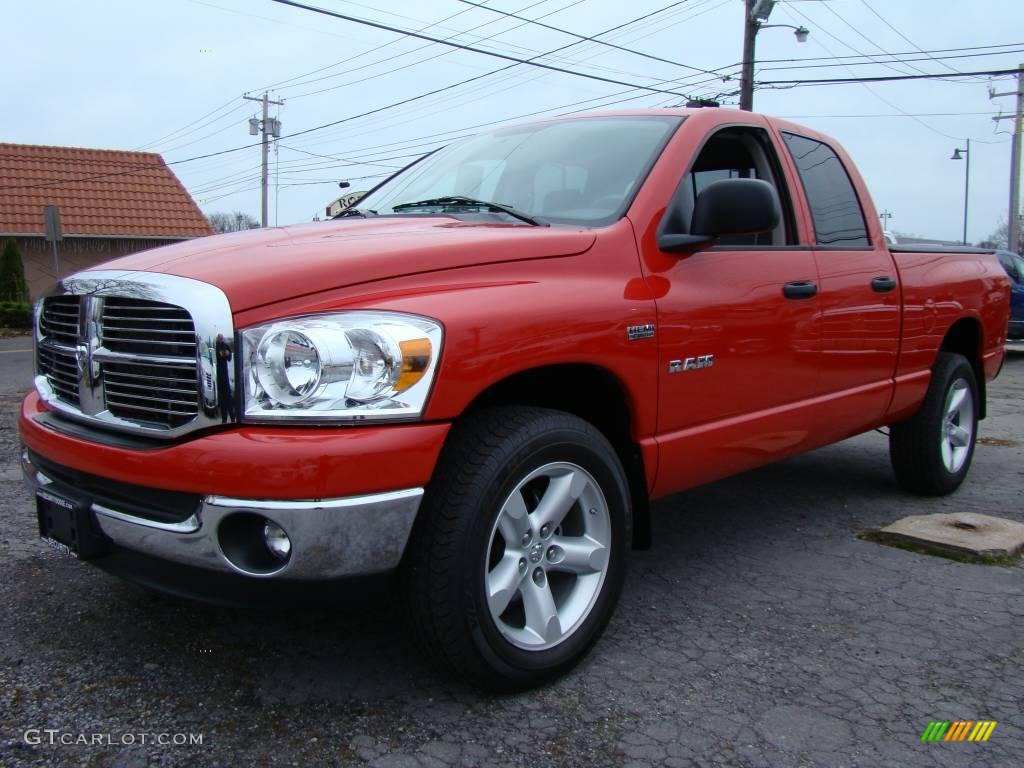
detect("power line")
(818, 2), (927, 79)
(755, 47), (1024, 73)
(7, 2), (739, 193)
(282, 2), (627, 102)
(269, 0), (700, 99)
(775, 4), (1007, 143)
(857, 0), (983, 80)
(132, 97), (241, 151)
(779, 111), (1002, 119)
(276, 144), (403, 169)
(268, 0), (604, 97)
(456, 0), (724, 76)
(753, 41), (1024, 64)
(757, 67), (1021, 86)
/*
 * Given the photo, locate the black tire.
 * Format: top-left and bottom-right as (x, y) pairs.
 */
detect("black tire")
(401, 406), (630, 690)
(890, 351), (979, 496)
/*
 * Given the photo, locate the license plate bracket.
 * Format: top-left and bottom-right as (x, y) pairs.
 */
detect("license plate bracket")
(36, 487), (108, 560)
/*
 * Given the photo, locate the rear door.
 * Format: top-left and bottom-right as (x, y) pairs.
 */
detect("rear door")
(779, 131), (900, 432)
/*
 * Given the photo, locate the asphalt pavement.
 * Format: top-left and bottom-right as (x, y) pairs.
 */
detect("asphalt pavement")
(1, 347), (1021, 768)
(0, 335), (33, 393)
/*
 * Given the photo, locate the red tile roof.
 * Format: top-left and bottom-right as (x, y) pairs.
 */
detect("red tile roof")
(0, 142), (213, 238)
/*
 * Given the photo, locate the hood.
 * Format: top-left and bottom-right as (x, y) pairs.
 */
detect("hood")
(89, 217), (597, 311)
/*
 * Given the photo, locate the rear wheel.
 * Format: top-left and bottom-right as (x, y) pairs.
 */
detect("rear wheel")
(890, 352), (978, 495)
(401, 407), (630, 690)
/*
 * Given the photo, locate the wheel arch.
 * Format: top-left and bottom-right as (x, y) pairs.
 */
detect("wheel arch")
(939, 316), (986, 419)
(461, 363), (651, 549)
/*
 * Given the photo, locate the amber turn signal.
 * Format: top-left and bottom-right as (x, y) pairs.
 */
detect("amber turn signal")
(397, 337), (433, 392)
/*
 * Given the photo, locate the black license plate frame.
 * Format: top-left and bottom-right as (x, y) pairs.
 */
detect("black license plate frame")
(36, 486), (108, 560)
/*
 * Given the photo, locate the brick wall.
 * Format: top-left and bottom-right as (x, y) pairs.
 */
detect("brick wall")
(6, 236), (189, 300)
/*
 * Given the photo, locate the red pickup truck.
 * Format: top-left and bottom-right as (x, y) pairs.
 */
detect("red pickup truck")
(21, 108), (1010, 689)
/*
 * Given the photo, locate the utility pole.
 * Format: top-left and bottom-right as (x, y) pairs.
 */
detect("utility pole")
(243, 92), (284, 228)
(739, 1), (808, 112)
(963, 139), (970, 246)
(992, 64), (1024, 253)
(740, 0), (758, 112)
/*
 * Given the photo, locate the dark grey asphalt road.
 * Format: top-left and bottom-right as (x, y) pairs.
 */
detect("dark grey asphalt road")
(1, 351), (1021, 768)
(0, 335), (33, 394)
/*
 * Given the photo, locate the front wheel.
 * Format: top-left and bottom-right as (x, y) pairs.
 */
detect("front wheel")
(889, 352), (979, 495)
(401, 407), (630, 690)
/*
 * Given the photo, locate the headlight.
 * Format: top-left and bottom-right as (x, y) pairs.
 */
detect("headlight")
(241, 311), (442, 421)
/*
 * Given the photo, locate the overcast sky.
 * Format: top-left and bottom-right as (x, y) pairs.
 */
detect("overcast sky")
(5, 0), (1022, 243)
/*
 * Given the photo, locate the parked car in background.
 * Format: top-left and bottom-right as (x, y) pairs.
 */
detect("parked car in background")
(996, 249), (1024, 340)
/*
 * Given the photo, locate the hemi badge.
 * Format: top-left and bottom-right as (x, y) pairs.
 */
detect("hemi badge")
(627, 324), (655, 341)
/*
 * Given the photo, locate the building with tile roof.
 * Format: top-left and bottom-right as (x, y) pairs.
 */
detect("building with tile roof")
(0, 142), (213, 298)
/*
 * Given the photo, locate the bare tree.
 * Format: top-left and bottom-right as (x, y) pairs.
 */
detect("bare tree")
(979, 217), (1023, 253)
(208, 211), (260, 234)
(979, 219), (1009, 250)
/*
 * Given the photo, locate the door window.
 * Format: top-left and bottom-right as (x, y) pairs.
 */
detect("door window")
(675, 128), (797, 246)
(781, 132), (870, 247)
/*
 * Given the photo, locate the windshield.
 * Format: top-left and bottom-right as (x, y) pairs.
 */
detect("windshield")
(355, 115), (681, 226)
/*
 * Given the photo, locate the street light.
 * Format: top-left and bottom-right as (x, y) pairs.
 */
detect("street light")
(740, 0), (810, 111)
(950, 139), (971, 245)
(760, 24), (811, 42)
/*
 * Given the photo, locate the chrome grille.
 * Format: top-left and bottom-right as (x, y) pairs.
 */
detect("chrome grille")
(40, 295), (81, 346)
(37, 344), (80, 402)
(37, 296), (82, 405)
(104, 360), (200, 427)
(101, 298), (197, 357)
(100, 299), (199, 428)
(34, 271), (235, 439)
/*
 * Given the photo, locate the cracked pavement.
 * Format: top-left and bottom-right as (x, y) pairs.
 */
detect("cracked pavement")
(1, 336), (1021, 767)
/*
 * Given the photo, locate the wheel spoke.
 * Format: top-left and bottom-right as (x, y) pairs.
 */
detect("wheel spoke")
(498, 492), (530, 544)
(486, 554), (523, 617)
(947, 385), (968, 418)
(549, 535), (607, 575)
(531, 469), (587, 532)
(521, 578), (561, 643)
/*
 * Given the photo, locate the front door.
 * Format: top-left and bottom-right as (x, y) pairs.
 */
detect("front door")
(645, 125), (822, 496)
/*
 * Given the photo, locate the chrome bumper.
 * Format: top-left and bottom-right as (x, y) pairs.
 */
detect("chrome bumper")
(21, 449), (423, 580)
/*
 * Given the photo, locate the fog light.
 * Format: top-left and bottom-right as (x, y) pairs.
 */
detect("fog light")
(263, 521), (291, 560)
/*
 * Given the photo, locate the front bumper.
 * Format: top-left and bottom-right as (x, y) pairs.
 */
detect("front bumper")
(21, 447), (423, 580)
(19, 391), (449, 586)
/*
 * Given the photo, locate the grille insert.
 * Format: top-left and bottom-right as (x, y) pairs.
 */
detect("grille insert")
(37, 345), (80, 402)
(101, 298), (197, 358)
(39, 295), (81, 345)
(103, 361), (200, 428)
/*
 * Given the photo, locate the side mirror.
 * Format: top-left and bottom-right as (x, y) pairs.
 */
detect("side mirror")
(658, 178), (782, 252)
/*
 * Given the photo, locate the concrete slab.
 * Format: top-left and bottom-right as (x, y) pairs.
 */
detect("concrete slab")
(875, 512), (1024, 562)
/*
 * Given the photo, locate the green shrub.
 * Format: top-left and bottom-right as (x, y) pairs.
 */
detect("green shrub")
(0, 238), (29, 303)
(0, 301), (31, 329)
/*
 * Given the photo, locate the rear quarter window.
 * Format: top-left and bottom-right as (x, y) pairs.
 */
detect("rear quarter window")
(781, 132), (870, 248)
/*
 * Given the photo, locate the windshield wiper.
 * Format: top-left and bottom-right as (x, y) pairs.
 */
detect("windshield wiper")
(333, 207), (377, 219)
(391, 196), (547, 226)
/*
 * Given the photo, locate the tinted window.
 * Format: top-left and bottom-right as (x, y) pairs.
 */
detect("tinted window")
(781, 132), (869, 247)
